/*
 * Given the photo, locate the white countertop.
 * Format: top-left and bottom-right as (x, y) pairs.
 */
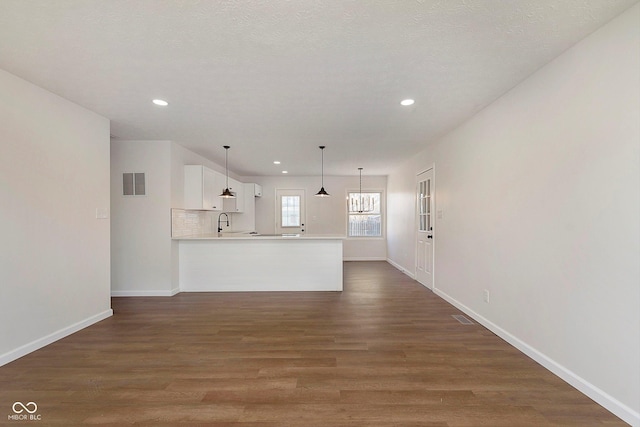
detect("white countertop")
(173, 233), (346, 240)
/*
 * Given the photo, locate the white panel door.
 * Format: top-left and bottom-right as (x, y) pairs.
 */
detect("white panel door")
(416, 169), (434, 289)
(275, 189), (305, 234)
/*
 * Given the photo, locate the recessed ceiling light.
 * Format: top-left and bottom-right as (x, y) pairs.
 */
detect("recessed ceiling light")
(273, 161), (281, 164)
(282, 171), (288, 174)
(400, 99), (415, 106)
(152, 99), (168, 106)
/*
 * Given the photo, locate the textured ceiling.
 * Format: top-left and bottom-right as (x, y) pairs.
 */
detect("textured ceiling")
(0, 0), (636, 176)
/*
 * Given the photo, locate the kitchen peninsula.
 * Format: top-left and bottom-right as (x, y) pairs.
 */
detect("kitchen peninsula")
(175, 234), (344, 292)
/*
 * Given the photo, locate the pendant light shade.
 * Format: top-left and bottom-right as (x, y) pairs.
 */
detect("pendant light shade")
(220, 187), (235, 198)
(315, 145), (330, 197)
(316, 187), (329, 197)
(220, 145), (236, 199)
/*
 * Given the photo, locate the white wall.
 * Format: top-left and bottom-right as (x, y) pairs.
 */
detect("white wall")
(230, 183), (258, 232)
(244, 175), (387, 260)
(387, 5), (639, 424)
(111, 140), (174, 295)
(0, 69), (112, 365)
(111, 140), (235, 295)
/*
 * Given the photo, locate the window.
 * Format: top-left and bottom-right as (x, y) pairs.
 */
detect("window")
(418, 178), (430, 232)
(281, 195), (301, 227)
(348, 192), (382, 237)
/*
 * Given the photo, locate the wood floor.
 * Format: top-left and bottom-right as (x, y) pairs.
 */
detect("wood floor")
(0, 262), (625, 426)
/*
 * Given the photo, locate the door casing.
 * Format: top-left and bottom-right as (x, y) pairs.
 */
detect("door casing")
(416, 167), (435, 289)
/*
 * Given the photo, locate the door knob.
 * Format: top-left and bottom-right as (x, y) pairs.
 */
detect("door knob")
(427, 235), (433, 239)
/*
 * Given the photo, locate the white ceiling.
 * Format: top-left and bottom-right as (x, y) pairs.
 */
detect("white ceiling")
(0, 0), (636, 176)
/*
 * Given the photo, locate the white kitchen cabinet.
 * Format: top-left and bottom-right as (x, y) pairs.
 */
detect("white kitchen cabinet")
(223, 177), (245, 212)
(249, 183), (262, 197)
(184, 165), (223, 211)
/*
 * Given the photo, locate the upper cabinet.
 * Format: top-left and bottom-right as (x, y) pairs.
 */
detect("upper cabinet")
(184, 165), (224, 211)
(223, 178), (245, 213)
(251, 183), (263, 197)
(185, 165), (258, 214)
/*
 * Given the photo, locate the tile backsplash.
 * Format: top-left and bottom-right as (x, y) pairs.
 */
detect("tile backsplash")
(171, 209), (216, 237)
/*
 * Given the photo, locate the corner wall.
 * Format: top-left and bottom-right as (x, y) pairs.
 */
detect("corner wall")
(110, 140), (174, 296)
(110, 140), (231, 295)
(387, 5), (639, 424)
(0, 69), (112, 365)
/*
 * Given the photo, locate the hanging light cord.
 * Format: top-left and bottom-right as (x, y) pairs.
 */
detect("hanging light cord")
(219, 145), (235, 199)
(321, 147), (325, 187)
(315, 146), (329, 197)
(358, 167), (363, 213)
(224, 145), (230, 189)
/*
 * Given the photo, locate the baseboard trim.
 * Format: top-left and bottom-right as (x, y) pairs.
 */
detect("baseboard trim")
(111, 289), (179, 297)
(0, 309), (113, 367)
(433, 288), (639, 426)
(386, 258), (416, 279)
(343, 257), (387, 261)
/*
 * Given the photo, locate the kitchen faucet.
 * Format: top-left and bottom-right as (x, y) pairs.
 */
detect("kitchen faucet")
(217, 212), (229, 233)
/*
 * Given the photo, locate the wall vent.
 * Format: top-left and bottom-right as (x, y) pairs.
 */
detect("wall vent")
(452, 314), (474, 325)
(123, 172), (146, 196)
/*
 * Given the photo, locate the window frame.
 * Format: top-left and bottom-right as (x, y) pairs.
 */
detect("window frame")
(280, 195), (301, 228)
(346, 188), (385, 239)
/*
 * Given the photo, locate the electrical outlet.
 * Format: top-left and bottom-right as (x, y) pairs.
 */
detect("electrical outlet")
(483, 289), (490, 303)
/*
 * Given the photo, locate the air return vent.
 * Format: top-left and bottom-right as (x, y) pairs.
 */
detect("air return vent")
(123, 172), (146, 196)
(452, 314), (474, 325)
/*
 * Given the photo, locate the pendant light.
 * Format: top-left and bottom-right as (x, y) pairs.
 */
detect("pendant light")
(352, 167), (373, 213)
(219, 145), (236, 199)
(315, 145), (330, 197)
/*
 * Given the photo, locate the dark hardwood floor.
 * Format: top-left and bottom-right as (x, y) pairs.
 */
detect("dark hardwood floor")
(0, 261), (625, 426)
